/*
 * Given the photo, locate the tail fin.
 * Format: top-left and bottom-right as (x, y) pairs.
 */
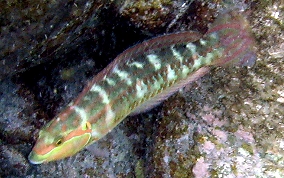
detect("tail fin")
(207, 11), (256, 67)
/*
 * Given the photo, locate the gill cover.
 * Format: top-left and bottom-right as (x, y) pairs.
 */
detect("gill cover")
(28, 122), (92, 164)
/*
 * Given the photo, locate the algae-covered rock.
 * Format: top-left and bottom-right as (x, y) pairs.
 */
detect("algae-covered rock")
(1, 0), (283, 177)
(0, 0), (114, 80)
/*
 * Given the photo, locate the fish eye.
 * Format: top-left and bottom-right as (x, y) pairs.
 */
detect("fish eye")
(86, 122), (91, 130)
(82, 122), (92, 131)
(55, 139), (63, 146)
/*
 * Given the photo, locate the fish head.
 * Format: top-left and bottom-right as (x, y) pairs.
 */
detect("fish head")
(28, 107), (92, 164)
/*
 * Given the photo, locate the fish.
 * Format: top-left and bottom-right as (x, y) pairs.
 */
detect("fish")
(28, 11), (256, 164)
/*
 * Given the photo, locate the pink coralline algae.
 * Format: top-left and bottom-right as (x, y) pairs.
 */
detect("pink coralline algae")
(193, 157), (210, 178)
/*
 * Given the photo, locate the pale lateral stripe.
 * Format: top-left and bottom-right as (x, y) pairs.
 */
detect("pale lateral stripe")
(193, 56), (204, 69)
(74, 106), (88, 122)
(90, 85), (110, 104)
(186, 42), (197, 55)
(199, 38), (207, 46)
(181, 65), (190, 77)
(92, 130), (102, 138)
(91, 103), (115, 137)
(170, 45), (183, 63)
(105, 104), (115, 126)
(204, 52), (214, 64)
(209, 32), (218, 40)
(113, 67), (132, 85)
(192, 49), (219, 69)
(147, 54), (161, 70)
(105, 77), (116, 86)
(136, 79), (147, 98)
(167, 65), (176, 81)
(67, 101), (74, 106)
(193, 50), (217, 69)
(152, 76), (160, 90)
(128, 61), (144, 69)
(83, 95), (91, 101)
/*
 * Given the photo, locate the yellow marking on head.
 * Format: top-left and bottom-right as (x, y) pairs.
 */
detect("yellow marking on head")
(28, 122), (92, 164)
(82, 122), (92, 131)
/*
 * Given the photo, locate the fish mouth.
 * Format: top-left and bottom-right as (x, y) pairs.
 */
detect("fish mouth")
(28, 151), (46, 164)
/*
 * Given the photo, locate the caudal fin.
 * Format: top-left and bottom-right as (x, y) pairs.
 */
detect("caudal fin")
(207, 11), (256, 67)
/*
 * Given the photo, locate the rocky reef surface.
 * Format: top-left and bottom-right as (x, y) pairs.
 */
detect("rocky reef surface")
(0, 0), (283, 177)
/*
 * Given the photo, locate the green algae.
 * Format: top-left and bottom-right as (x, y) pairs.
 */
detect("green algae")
(241, 143), (254, 155)
(135, 159), (145, 178)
